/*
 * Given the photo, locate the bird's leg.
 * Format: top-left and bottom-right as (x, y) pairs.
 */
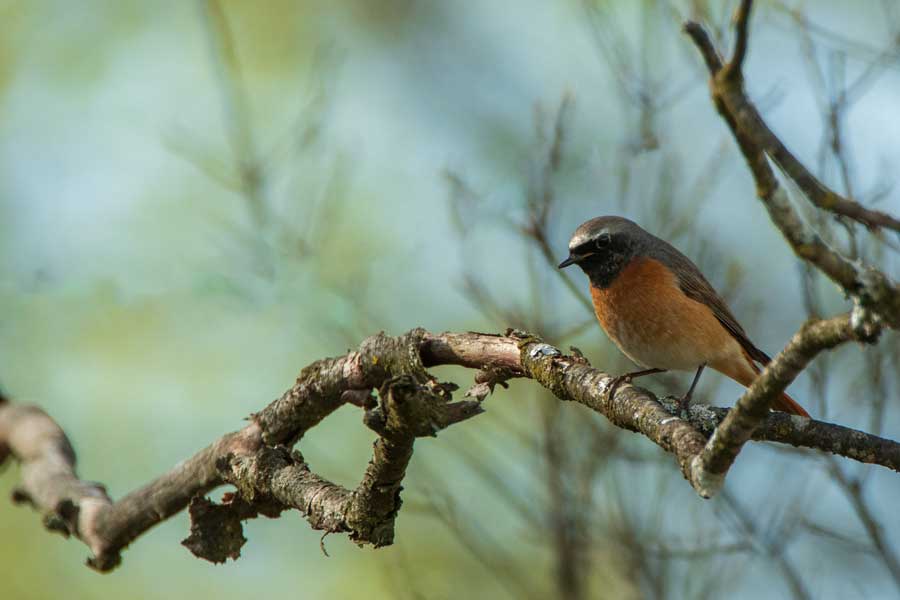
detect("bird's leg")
(678, 364), (706, 413)
(607, 367), (666, 398)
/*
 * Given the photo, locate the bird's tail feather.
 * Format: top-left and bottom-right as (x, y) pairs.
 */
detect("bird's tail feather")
(743, 353), (810, 417)
(770, 390), (809, 417)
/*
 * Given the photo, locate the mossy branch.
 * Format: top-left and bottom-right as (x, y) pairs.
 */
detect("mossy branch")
(2, 329), (899, 570)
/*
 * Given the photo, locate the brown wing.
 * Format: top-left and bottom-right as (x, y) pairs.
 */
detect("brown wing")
(646, 241), (772, 366)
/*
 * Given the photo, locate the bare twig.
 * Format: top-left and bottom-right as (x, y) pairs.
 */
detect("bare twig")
(700, 0), (900, 234)
(200, 0), (268, 231)
(719, 491), (812, 600)
(679, 0), (898, 499)
(827, 458), (900, 592)
(724, 0), (753, 78)
(684, 5), (900, 331)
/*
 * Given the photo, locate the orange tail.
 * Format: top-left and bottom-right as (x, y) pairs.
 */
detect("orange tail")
(747, 357), (809, 417)
(770, 390), (809, 418)
(715, 352), (810, 418)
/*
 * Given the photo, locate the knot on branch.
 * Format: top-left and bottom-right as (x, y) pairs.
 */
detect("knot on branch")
(182, 496), (247, 563)
(364, 375), (480, 439)
(357, 328), (432, 384)
(465, 366), (514, 401)
(181, 493), (283, 564)
(255, 328), (438, 446)
(182, 446), (326, 563)
(852, 268), (897, 334)
(216, 445), (302, 503)
(43, 498), (80, 537)
(850, 301), (883, 344)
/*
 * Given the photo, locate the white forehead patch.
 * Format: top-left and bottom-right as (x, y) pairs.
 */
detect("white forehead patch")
(568, 227), (607, 251)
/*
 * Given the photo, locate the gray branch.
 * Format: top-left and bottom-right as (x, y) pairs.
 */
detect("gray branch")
(684, 1), (900, 329)
(680, 0), (896, 497)
(688, 314), (866, 496)
(2, 330), (899, 571)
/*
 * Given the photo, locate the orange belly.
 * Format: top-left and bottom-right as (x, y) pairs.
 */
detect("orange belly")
(590, 257), (745, 372)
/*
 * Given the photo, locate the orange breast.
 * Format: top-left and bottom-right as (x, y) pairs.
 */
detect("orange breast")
(590, 257), (741, 371)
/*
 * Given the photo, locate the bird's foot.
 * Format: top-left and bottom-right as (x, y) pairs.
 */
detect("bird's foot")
(604, 368), (666, 399)
(605, 374), (630, 399)
(676, 364), (707, 416)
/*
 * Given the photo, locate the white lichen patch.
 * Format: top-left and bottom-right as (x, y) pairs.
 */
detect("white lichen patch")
(688, 404), (720, 432)
(528, 343), (561, 359)
(790, 413), (811, 430)
(850, 296), (883, 340)
(596, 377), (613, 396)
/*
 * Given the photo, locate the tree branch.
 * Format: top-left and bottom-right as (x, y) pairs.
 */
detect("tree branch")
(724, 0), (753, 79)
(674, 402), (900, 471)
(3, 330), (899, 570)
(692, 0), (900, 235)
(678, 0), (899, 499)
(686, 314), (872, 496)
(684, 3), (900, 330)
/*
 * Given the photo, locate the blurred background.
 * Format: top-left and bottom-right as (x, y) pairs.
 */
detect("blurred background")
(2, 0), (899, 598)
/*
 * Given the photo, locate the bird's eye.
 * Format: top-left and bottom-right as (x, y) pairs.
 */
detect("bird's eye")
(595, 233), (611, 249)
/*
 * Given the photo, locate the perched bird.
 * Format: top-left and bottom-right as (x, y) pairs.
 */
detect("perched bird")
(557, 216), (809, 416)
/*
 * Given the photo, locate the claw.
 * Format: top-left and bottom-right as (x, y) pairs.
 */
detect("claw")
(605, 373), (631, 399)
(603, 367), (666, 399)
(677, 394), (692, 415)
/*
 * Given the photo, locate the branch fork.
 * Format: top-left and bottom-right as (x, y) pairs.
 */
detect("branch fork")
(2, 327), (899, 568)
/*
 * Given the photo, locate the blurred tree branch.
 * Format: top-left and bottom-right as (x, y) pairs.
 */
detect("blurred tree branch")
(681, 0), (899, 498)
(3, 330), (899, 571)
(201, 0), (268, 232)
(689, 0), (900, 235)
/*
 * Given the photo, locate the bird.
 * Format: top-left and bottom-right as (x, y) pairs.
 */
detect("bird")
(557, 215), (809, 417)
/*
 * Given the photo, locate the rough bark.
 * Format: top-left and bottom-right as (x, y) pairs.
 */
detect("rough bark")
(3, 329), (899, 571)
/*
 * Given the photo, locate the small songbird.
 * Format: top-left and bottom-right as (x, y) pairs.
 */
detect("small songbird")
(558, 215), (809, 416)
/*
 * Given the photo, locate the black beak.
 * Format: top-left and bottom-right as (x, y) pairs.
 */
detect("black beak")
(557, 254), (579, 269)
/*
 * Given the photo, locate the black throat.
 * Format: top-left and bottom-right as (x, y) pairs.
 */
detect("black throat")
(579, 244), (636, 289)
(583, 258), (627, 288)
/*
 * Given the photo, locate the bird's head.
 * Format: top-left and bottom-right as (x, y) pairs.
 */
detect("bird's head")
(558, 216), (647, 288)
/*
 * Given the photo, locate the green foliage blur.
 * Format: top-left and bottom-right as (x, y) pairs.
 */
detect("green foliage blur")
(2, 1), (899, 599)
